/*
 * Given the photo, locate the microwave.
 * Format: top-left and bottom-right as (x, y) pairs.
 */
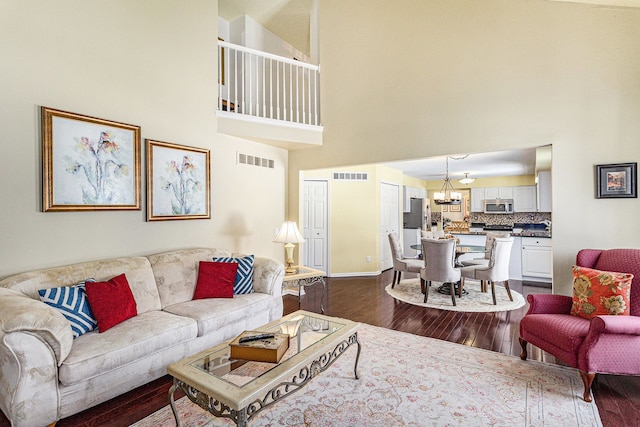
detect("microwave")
(484, 199), (514, 214)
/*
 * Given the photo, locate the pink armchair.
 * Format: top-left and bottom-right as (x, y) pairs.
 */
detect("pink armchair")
(519, 248), (640, 402)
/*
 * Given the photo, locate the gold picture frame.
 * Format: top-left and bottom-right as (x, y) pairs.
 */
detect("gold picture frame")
(41, 107), (141, 212)
(146, 139), (210, 221)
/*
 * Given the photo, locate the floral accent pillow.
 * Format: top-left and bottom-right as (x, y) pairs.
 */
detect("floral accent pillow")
(570, 265), (633, 320)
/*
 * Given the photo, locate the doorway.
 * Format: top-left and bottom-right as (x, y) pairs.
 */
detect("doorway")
(303, 180), (329, 273)
(380, 182), (400, 271)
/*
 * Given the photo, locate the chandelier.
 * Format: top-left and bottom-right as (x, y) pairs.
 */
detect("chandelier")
(459, 172), (475, 185)
(433, 157), (462, 205)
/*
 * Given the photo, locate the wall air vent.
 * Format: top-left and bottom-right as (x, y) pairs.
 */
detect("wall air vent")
(237, 152), (275, 169)
(332, 172), (369, 181)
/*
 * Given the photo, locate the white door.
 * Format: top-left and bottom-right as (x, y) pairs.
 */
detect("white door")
(303, 180), (328, 273)
(380, 182), (400, 271)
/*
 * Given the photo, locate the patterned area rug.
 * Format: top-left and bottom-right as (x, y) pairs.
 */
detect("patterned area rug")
(131, 324), (601, 427)
(385, 278), (526, 312)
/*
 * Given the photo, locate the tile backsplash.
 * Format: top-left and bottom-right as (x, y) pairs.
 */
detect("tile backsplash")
(431, 211), (551, 228)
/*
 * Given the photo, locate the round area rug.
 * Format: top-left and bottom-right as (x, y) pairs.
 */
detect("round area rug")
(385, 278), (526, 312)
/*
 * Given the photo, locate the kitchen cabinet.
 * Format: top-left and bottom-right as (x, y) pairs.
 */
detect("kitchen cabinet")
(470, 188), (485, 212)
(513, 186), (537, 212)
(403, 186), (427, 212)
(484, 187), (513, 200)
(521, 237), (553, 281)
(537, 171), (552, 212)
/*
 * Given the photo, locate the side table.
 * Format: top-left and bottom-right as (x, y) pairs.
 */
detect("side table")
(282, 266), (326, 313)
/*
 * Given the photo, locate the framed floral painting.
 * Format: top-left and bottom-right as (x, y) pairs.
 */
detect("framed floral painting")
(146, 139), (210, 221)
(41, 107), (141, 212)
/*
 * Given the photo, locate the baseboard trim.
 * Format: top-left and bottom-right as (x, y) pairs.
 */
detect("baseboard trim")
(329, 270), (382, 278)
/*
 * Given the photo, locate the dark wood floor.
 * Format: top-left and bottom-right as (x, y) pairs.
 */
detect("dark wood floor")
(2, 270), (638, 426)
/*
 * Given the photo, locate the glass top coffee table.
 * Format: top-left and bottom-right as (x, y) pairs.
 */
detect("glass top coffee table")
(167, 310), (361, 427)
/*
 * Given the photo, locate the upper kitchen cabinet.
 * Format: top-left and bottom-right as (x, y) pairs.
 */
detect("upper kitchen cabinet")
(470, 188), (485, 212)
(403, 185), (427, 212)
(537, 171), (552, 212)
(513, 186), (537, 212)
(484, 187), (513, 199)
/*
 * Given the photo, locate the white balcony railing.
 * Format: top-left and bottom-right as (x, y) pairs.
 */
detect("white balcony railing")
(218, 41), (321, 127)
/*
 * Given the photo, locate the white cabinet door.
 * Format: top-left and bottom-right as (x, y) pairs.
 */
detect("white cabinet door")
(484, 187), (513, 199)
(471, 188), (485, 212)
(513, 186), (537, 212)
(403, 186), (411, 212)
(521, 237), (553, 280)
(484, 187), (499, 199)
(498, 187), (513, 199)
(509, 236), (522, 280)
(537, 171), (552, 212)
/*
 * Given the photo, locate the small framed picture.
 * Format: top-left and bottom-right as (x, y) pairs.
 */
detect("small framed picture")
(146, 139), (210, 221)
(595, 163), (637, 199)
(41, 107), (141, 212)
(449, 203), (461, 212)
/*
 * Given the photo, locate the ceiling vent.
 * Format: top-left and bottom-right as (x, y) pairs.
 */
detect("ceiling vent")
(237, 152), (275, 169)
(332, 172), (368, 181)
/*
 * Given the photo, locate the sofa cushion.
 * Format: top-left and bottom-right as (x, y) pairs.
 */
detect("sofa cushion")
(163, 293), (274, 337)
(193, 261), (237, 299)
(58, 311), (197, 386)
(85, 274), (137, 332)
(570, 265), (633, 320)
(38, 281), (98, 338)
(212, 255), (255, 295)
(147, 248), (235, 308)
(0, 256), (162, 315)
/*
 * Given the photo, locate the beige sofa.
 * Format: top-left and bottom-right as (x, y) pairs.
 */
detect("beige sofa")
(0, 248), (284, 427)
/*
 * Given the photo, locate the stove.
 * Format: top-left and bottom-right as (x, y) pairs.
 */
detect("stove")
(483, 224), (513, 231)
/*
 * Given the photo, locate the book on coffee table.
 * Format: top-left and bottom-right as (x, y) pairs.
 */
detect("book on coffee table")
(229, 331), (290, 363)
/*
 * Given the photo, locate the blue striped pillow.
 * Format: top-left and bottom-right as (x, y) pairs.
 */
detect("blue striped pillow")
(38, 280), (98, 338)
(212, 255), (254, 294)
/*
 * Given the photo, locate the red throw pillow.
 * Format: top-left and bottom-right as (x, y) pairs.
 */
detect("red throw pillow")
(84, 273), (137, 332)
(193, 261), (238, 299)
(570, 265), (633, 320)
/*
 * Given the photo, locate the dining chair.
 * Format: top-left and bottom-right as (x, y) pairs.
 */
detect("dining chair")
(460, 237), (514, 305)
(420, 238), (461, 305)
(388, 232), (423, 288)
(460, 231), (510, 267)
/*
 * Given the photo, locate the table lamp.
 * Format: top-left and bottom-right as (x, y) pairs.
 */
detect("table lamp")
(273, 221), (305, 274)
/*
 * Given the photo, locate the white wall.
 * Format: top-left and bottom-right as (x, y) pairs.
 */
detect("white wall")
(289, 0), (640, 295)
(0, 0), (287, 278)
(230, 15), (311, 62)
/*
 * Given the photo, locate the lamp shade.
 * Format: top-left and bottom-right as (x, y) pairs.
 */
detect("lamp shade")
(459, 173), (475, 185)
(273, 221), (305, 244)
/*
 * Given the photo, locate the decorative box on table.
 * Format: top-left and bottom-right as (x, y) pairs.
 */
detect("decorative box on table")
(229, 331), (290, 363)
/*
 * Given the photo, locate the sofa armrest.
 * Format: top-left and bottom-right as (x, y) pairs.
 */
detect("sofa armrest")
(526, 294), (573, 315)
(590, 315), (640, 335)
(252, 257), (285, 298)
(0, 287), (73, 365)
(0, 331), (60, 427)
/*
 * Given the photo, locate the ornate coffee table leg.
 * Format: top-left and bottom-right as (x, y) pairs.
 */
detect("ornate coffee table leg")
(319, 277), (326, 313)
(354, 335), (361, 379)
(168, 379), (182, 427)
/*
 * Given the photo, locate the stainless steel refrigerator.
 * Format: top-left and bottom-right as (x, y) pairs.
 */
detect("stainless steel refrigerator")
(403, 198), (431, 230)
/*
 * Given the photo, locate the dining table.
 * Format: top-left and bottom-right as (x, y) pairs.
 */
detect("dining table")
(410, 243), (487, 296)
